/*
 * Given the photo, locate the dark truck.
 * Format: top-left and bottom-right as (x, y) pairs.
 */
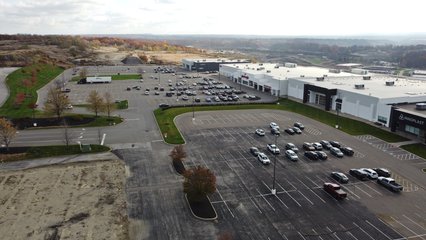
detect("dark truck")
(324, 182), (347, 200)
(377, 177), (403, 192)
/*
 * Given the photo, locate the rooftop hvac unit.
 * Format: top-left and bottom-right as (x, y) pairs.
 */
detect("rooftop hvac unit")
(329, 69), (341, 73)
(416, 103), (426, 110)
(385, 81), (395, 86)
(316, 77), (325, 81)
(266, 70), (271, 73)
(323, 74), (328, 77)
(363, 76), (371, 80)
(300, 75), (305, 77)
(354, 84), (365, 89)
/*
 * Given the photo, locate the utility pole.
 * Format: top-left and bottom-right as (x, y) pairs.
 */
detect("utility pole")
(271, 133), (278, 195)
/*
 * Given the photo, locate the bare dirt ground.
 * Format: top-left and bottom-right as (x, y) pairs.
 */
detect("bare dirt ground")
(0, 159), (128, 240)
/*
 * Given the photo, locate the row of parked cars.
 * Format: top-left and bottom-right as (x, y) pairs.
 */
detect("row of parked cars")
(330, 168), (402, 191)
(267, 122), (304, 136)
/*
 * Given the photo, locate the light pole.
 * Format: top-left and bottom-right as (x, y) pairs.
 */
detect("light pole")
(192, 96), (195, 121)
(271, 133), (278, 195)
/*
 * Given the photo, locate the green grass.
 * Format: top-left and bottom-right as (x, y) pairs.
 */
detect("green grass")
(0, 63), (64, 118)
(1, 144), (110, 162)
(116, 100), (128, 109)
(78, 116), (123, 127)
(154, 99), (408, 144)
(401, 143), (426, 160)
(71, 74), (141, 81)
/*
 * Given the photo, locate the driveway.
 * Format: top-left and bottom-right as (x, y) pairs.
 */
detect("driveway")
(0, 67), (19, 107)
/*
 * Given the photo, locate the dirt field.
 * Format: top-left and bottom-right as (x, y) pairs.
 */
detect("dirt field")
(0, 159), (128, 240)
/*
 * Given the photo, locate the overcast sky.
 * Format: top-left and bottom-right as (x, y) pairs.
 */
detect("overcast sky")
(0, 0), (425, 36)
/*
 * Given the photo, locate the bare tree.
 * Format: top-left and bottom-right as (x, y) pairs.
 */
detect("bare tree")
(103, 92), (116, 118)
(87, 90), (104, 117)
(0, 118), (17, 151)
(79, 67), (88, 79)
(62, 119), (72, 147)
(44, 87), (70, 120)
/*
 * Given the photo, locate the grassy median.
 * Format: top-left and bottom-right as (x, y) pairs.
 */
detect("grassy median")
(154, 99), (408, 144)
(401, 143), (426, 160)
(71, 74), (141, 81)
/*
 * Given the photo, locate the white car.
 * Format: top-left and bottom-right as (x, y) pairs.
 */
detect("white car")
(144, 91), (149, 95)
(257, 152), (271, 165)
(285, 150), (299, 161)
(65, 104), (73, 109)
(313, 142), (323, 150)
(360, 168), (378, 179)
(255, 129), (265, 136)
(267, 144), (280, 154)
(270, 122), (279, 129)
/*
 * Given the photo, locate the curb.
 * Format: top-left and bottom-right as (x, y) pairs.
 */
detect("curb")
(184, 194), (218, 221)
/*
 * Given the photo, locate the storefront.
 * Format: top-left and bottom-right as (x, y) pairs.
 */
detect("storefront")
(390, 106), (426, 143)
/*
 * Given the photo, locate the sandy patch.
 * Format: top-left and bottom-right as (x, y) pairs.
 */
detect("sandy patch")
(0, 159), (128, 240)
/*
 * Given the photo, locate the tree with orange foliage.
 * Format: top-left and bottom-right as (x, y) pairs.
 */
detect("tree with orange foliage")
(0, 118), (17, 151)
(183, 166), (216, 202)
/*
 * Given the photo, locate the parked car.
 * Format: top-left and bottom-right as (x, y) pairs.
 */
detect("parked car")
(292, 127), (302, 134)
(270, 122), (279, 129)
(257, 152), (271, 165)
(303, 142), (315, 151)
(267, 144), (280, 154)
(255, 129), (265, 136)
(285, 150), (299, 161)
(359, 168), (378, 179)
(182, 95), (189, 101)
(250, 147), (260, 156)
(271, 128), (280, 135)
(349, 169), (369, 181)
(320, 140), (332, 150)
(323, 182), (347, 200)
(285, 143), (299, 153)
(144, 91), (149, 95)
(312, 142), (323, 150)
(330, 172), (349, 184)
(294, 122), (305, 130)
(340, 147), (354, 156)
(373, 168), (391, 177)
(285, 128), (295, 135)
(155, 92), (160, 95)
(330, 141), (341, 148)
(205, 97), (212, 102)
(315, 151), (328, 160)
(377, 177), (403, 192)
(194, 97), (201, 102)
(330, 147), (344, 158)
(304, 151), (319, 160)
(158, 103), (170, 109)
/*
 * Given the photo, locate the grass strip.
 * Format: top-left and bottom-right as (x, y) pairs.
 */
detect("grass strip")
(71, 74), (141, 81)
(400, 143), (426, 160)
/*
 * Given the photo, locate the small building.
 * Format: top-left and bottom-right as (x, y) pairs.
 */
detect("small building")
(390, 103), (426, 143)
(182, 58), (250, 72)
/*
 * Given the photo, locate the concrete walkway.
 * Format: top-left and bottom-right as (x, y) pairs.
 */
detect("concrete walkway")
(0, 67), (19, 107)
(0, 151), (120, 172)
(392, 140), (420, 147)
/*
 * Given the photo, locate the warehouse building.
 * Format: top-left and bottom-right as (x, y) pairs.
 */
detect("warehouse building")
(390, 104), (426, 143)
(219, 63), (426, 140)
(182, 58), (250, 72)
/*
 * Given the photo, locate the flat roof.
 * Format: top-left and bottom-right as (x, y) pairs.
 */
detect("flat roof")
(183, 58), (249, 63)
(222, 63), (355, 79)
(299, 75), (426, 99)
(397, 103), (426, 118)
(336, 63), (363, 67)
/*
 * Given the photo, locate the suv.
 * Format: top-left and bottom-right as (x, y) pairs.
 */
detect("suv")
(330, 147), (344, 158)
(320, 140), (332, 150)
(271, 128), (280, 136)
(330, 141), (341, 148)
(315, 151), (328, 160)
(267, 144), (280, 154)
(312, 142), (323, 150)
(373, 168), (391, 177)
(360, 168), (378, 179)
(285, 143), (299, 153)
(330, 172), (349, 183)
(304, 151), (319, 160)
(270, 122), (279, 129)
(303, 142), (315, 151)
(349, 169), (368, 181)
(294, 122), (305, 130)
(257, 153), (271, 165)
(255, 129), (265, 136)
(285, 150), (299, 161)
(285, 128), (295, 135)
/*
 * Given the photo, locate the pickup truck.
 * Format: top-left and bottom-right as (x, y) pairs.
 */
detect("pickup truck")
(377, 177), (403, 192)
(323, 182), (347, 200)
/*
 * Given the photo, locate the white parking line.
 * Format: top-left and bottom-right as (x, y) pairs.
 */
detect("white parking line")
(352, 222), (375, 240)
(403, 214), (426, 231)
(354, 185), (372, 198)
(216, 188), (235, 218)
(249, 196), (263, 214)
(256, 188), (275, 212)
(390, 216), (425, 240)
(311, 229), (324, 240)
(363, 183), (383, 196)
(277, 182), (302, 207)
(365, 220), (392, 240)
(295, 176), (326, 203)
(326, 226), (342, 240)
(297, 231), (307, 240)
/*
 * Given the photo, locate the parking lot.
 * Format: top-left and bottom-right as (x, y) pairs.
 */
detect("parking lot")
(174, 110), (426, 239)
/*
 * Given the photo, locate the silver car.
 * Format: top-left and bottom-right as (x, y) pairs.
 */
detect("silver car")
(257, 152), (271, 165)
(285, 150), (299, 161)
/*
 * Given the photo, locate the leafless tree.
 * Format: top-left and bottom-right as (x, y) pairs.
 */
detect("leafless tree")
(62, 119), (73, 147)
(0, 118), (17, 151)
(79, 67), (88, 79)
(103, 92), (116, 118)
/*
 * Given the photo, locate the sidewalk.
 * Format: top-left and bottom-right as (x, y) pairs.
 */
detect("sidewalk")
(392, 140), (419, 147)
(0, 151), (120, 172)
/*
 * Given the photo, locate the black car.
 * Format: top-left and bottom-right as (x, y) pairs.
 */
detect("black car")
(304, 151), (319, 160)
(373, 168), (391, 177)
(330, 172), (349, 184)
(194, 98), (201, 102)
(154, 86), (159, 90)
(158, 103), (170, 109)
(340, 147), (354, 156)
(303, 142), (315, 151)
(349, 169), (368, 181)
(271, 128), (280, 136)
(285, 128), (295, 135)
(320, 140), (332, 150)
(330, 141), (341, 148)
(294, 122), (305, 130)
(315, 151), (328, 160)
(292, 127), (302, 134)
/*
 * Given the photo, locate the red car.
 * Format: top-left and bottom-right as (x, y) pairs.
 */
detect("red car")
(324, 182), (347, 200)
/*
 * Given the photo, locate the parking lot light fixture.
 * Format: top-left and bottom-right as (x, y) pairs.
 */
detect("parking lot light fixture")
(192, 96), (195, 121)
(271, 133), (278, 195)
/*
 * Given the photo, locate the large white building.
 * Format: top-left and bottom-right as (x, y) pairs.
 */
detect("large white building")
(220, 63), (426, 141)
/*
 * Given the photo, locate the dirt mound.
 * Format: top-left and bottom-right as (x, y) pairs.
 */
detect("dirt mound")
(121, 55), (143, 65)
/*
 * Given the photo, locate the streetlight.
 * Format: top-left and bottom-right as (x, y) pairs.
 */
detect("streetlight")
(271, 132), (279, 195)
(192, 96), (195, 121)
